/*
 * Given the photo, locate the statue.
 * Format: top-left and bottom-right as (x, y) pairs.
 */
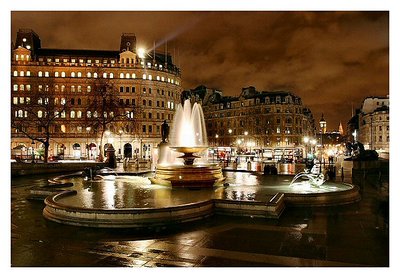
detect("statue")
(345, 141), (379, 161)
(161, 120), (169, 143)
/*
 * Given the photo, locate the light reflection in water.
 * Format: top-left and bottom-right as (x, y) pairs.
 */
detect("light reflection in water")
(56, 172), (352, 209)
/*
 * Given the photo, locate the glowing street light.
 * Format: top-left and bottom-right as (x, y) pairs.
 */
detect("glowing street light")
(303, 136), (310, 144)
(137, 48), (146, 59)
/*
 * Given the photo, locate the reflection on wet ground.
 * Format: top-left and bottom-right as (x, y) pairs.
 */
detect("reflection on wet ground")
(53, 172), (353, 209)
(11, 170), (389, 267)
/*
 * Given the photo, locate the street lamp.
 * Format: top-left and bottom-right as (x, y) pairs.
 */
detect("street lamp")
(118, 129), (123, 156)
(31, 140), (35, 163)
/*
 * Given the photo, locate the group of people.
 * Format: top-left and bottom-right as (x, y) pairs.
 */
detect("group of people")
(263, 164), (278, 175)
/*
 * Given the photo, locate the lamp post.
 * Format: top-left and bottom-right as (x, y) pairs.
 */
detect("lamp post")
(31, 140), (35, 163)
(118, 129), (123, 157)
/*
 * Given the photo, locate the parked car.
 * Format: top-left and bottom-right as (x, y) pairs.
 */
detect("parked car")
(48, 155), (62, 162)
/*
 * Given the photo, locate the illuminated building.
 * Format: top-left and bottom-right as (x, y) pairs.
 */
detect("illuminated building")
(11, 28), (182, 160)
(357, 96), (389, 157)
(184, 86), (316, 161)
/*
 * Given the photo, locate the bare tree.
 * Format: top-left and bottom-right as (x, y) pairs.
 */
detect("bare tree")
(11, 80), (69, 163)
(85, 74), (139, 161)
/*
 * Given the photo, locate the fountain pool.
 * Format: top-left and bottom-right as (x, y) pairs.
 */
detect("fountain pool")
(42, 171), (360, 228)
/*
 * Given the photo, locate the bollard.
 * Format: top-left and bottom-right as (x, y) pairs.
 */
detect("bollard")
(341, 166), (344, 182)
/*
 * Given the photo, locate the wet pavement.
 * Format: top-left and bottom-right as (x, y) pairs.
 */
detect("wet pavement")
(10, 166), (389, 267)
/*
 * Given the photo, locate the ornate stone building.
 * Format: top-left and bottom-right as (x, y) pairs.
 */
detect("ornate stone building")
(183, 86), (316, 161)
(357, 96), (389, 157)
(11, 29), (182, 161)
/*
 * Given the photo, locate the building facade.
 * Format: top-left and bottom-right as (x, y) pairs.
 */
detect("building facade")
(11, 29), (182, 161)
(357, 96), (389, 157)
(184, 86), (316, 161)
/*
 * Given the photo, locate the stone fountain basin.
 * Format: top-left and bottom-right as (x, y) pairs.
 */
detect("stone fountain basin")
(42, 173), (360, 228)
(169, 146), (208, 153)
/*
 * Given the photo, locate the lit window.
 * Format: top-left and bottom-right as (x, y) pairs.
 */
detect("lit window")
(77, 72), (82, 77)
(18, 110), (23, 117)
(26, 97), (30, 104)
(95, 60), (100, 64)
(70, 111), (75, 118)
(77, 126), (82, 133)
(71, 72), (76, 78)
(19, 84), (24, 91)
(71, 59), (76, 63)
(45, 72), (49, 77)
(38, 111), (43, 118)
(132, 73), (136, 78)
(126, 73), (130, 78)
(87, 111), (92, 118)
(79, 59), (84, 63)
(87, 59), (92, 64)
(54, 98), (59, 105)
(161, 76), (165, 82)
(148, 75), (152, 80)
(13, 97), (18, 104)
(13, 71), (18, 77)
(55, 58), (60, 63)
(61, 111), (66, 118)
(142, 74), (146, 79)
(61, 98), (66, 105)
(15, 55), (19, 61)
(38, 71), (43, 77)
(47, 58), (52, 62)
(168, 78), (170, 83)
(77, 86), (82, 92)
(61, 125), (66, 132)
(156, 76), (160, 81)
(77, 111), (82, 118)
(63, 58), (68, 63)
(55, 72), (59, 77)
(61, 72), (66, 77)
(71, 86), (75, 92)
(87, 72), (91, 78)
(110, 73), (114, 78)
(87, 86), (91, 93)
(103, 73), (107, 78)
(61, 85), (65, 92)
(93, 73), (98, 78)
(120, 73), (124, 78)
(13, 84), (18, 91)
(25, 85), (30, 91)
(21, 55), (25, 61)
(38, 85), (43, 92)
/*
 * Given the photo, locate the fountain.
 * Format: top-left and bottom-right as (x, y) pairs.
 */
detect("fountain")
(149, 99), (225, 188)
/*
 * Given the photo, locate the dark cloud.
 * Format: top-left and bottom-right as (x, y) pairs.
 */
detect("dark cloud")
(11, 11), (388, 130)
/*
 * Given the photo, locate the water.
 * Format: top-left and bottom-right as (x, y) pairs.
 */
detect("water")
(49, 172), (353, 209)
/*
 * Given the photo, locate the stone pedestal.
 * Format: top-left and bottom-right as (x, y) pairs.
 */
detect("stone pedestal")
(105, 144), (117, 168)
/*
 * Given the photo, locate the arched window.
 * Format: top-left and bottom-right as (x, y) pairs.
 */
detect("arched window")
(77, 98), (81, 105)
(70, 111), (76, 118)
(77, 72), (82, 77)
(110, 73), (114, 78)
(71, 98), (75, 105)
(132, 73), (136, 79)
(87, 86), (91, 93)
(71, 72), (76, 78)
(125, 73), (130, 78)
(142, 74), (146, 80)
(148, 74), (152, 80)
(93, 72), (98, 78)
(87, 72), (92, 78)
(87, 111), (92, 118)
(103, 73), (107, 78)
(77, 111), (82, 118)
(61, 72), (66, 77)
(20, 71), (25, 77)
(38, 71), (43, 77)
(38, 110), (43, 118)
(55, 72), (59, 77)
(18, 110), (23, 117)
(119, 73), (124, 78)
(13, 71), (18, 77)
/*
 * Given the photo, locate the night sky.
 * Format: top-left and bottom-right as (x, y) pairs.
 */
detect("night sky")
(11, 11), (389, 130)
